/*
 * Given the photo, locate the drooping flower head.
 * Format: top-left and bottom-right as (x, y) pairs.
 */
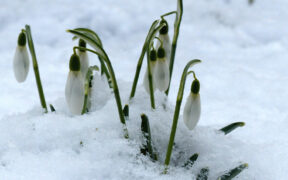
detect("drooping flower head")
(183, 78), (201, 130)
(154, 47), (170, 92)
(65, 53), (85, 115)
(143, 48), (157, 94)
(157, 19), (171, 65)
(13, 31), (30, 83)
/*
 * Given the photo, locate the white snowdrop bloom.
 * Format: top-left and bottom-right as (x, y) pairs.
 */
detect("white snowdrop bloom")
(65, 54), (85, 115)
(154, 47), (170, 92)
(143, 49), (157, 94)
(13, 32), (30, 83)
(156, 20), (171, 65)
(90, 72), (110, 110)
(183, 79), (201, 130)
(78, 39), (89, 79)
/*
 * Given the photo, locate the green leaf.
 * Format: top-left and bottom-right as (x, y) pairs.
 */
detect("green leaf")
(67, 29), (107, 60)
(219, 122), (245, 135)
(123, 104), (129, 118)
(74, 28), (103, 47)
(217, 163), (248, 180)
(69, 29), (111, 83)
(183, 153), (198, 168)
(49, 104), (56, 112)
(196, 167), (209, 180)
(140, 114), (157, 161)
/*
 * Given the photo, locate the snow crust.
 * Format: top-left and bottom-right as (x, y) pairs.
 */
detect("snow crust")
(0, 0), (287, 179)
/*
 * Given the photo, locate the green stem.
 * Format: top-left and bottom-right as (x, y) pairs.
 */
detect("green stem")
(147, 49), (155, 109)
(25, 25), (48, 113)
(160, 11), (178, 19)
(73, 46), (129, 138)
(129, 20), (165, 100)
(165, 0), (183, 96)
(164, 59), (201, 173)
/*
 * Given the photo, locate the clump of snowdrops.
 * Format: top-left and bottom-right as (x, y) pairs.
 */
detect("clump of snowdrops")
(12, 0), (248, 178)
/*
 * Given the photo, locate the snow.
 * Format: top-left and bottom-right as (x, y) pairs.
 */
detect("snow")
(0, 0), (287, 179)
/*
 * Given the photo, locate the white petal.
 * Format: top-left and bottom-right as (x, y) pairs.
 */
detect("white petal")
(90, 73), (110, 110)
(143, 62), (156, 94)
(183, 93), (201, 130)
(78, 51), (89, 78)
(13, 46), (30, 83)
(154, 58), (170, 92)
(156, 34), (171, 64)
(65, 71), (85, 115)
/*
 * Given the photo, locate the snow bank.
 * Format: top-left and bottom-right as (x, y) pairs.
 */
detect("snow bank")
(0, 0), (287, 179)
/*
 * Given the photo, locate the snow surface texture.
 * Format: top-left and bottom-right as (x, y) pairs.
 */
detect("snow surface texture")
(0, 0), (287, 179)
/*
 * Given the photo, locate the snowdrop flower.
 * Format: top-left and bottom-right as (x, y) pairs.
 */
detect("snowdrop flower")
(13, 31), (30, 83)
(143, 49), (157, 94)
(65, 53), (85, 115)
(90, 72), (110, 110)
(156, 20), (171, 65)
(77, 39), (89, 79)
(183, 78), (201, 130)
(154, 47), (170, 92)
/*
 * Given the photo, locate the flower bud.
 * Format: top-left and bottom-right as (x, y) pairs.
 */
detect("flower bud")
(77, 40), (89, 78)
(65, 53), (85, 115)
(183, 80), (201, 130)
(143, 49), (157, 94)
(13, 31), (30, 83)
(154, 47), (170, 92)
(156, 20), (171, 65)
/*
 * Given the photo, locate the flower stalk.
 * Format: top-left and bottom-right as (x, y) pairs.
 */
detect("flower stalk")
(164, 59), (201, 173)
(25, 25), (48, 113)
(146, 48), (156, 109)
(165, 0), (183, 95)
